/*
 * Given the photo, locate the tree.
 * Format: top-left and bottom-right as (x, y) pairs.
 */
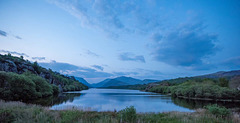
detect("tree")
(32, 61), (41, 74)
(219, 78), (229, 87)
(7, 53), (11, 57)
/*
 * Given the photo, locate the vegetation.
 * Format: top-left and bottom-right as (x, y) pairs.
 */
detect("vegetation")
(0, 100), (239, 123)
(204, 104), (230, 117)
(50, 72), (88, 92)
(148, 78), (240, 101)
(104, 84), (147, 90)
(0, 54), (88, 102)
(118, 106), (137, 122)
(0, 71), (58, 101)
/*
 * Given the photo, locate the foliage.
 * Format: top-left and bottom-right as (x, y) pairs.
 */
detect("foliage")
(118, 106), (137, 123)
(0, 100), (237, 123)
(0, 71), (58, 101)
(32, 61), (41, 74)
(205, 104), (230, 117)
(149, 78), (240, 101)
(0, 54), (88, 102)
(219, 78), (229, 87)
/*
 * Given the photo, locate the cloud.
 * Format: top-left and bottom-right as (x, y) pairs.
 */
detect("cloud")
(221, 56), (240, 69)
(151, 22), (219, 67)
(113, 71), (138, 76)
(48, 0), (166, 37)
(86, 50), (99, 57)
(92, 65), (104, 71)
(0, 50), (29, 57)
(39, 61), (113, 82)
(0, 29), (22, 39)
(15, 36), (22, 40)
(119, 52), (145, 63)
(32, 57), (46, 61)
(0, 30), (7, 37)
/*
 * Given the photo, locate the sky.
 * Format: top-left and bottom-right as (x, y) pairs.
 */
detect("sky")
(0, 0), (240, 83)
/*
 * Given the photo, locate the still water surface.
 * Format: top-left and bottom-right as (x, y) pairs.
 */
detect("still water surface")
(50, 88), (193, 112)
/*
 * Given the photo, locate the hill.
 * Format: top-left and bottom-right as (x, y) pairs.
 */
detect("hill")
(75, 77), (92, 87)
(197, 70), (240, 79)
(92, 76), (142, 87)
(0, 54), (88, 101)
(141, 79), (159, 84)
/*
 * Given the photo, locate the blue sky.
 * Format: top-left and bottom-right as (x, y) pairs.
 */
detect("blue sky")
(0, 0), (239, 83)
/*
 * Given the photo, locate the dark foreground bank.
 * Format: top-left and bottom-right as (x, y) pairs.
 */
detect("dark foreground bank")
(0, 100), (239, 123)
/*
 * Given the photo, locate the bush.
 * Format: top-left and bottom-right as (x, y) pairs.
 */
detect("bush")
(0, 71), (59, 101)
(118, 106), (137, 123)
(23, 72), (53, 97)
(219, 78), (229, 87)
(205, 104), (230, 117)
(51, 84), (59, 95)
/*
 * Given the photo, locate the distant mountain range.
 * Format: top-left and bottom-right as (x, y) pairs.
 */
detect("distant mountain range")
(197, 70), (240, 79)
(92, 76), (160, 87)
(74, 76), (159, 88)
(74, 70), (240, 88)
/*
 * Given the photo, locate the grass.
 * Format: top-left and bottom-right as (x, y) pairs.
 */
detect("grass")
(0, 100), (239, 123)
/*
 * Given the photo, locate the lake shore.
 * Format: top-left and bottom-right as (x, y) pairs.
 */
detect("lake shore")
(1, 100), (239, 123)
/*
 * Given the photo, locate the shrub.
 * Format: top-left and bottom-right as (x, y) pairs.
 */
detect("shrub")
(0, 71), (59, 101)
(23, 72), (53, 97)
(205, 104), (230, 117)
(118, 106), (136, 123)
(219, 78), (229, 87)
(51, 84), (59, 95)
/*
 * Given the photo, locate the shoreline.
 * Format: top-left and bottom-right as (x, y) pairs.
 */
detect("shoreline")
(1, 100), (239, 123)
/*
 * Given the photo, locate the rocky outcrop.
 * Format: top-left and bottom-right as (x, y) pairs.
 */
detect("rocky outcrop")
(0, 56), (65, 91)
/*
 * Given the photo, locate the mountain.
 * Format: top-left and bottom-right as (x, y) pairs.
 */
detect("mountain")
(91, 79), (111, 87)
(197, 70), (240, 79)
(0, 54), (88, 101)
(141, 79), (159, 84)
(114, 76), (142, 85)
(102, 79), (129, 87)
(0, 54), (88, 92)
(92, 76), (142, 87)
(75, 77), (92, 87)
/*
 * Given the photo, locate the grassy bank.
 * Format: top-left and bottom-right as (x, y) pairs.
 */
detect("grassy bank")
(0, 100), (239, 123)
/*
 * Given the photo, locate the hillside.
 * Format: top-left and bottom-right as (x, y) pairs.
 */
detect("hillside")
(92, 76), (142, 87)
(0, 54), (88, 101)
(197, 70), (240, 79)
(141, 79), (159, 84)
(75, 77), (92, 87)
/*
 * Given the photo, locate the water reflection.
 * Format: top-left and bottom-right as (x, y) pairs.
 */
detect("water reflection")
(28, 93), (82, 106)
(172, 97), (240, 109)
(51, 88), (193, 112)
(31, 88), (240, 112)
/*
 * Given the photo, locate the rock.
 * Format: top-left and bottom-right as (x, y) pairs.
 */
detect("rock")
(0, 60), (18, 73)
(145, 83), (160, 91)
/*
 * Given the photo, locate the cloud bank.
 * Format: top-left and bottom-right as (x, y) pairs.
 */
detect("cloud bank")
(92, 65), (104, 71)
(151, 23), (219, 67)
(119, 52), (145, 63)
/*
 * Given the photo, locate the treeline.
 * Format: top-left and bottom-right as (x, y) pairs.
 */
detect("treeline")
(148, 78), (240, 101)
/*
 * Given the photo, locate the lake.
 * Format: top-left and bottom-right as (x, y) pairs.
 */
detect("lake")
(50, 88), (193, 112)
